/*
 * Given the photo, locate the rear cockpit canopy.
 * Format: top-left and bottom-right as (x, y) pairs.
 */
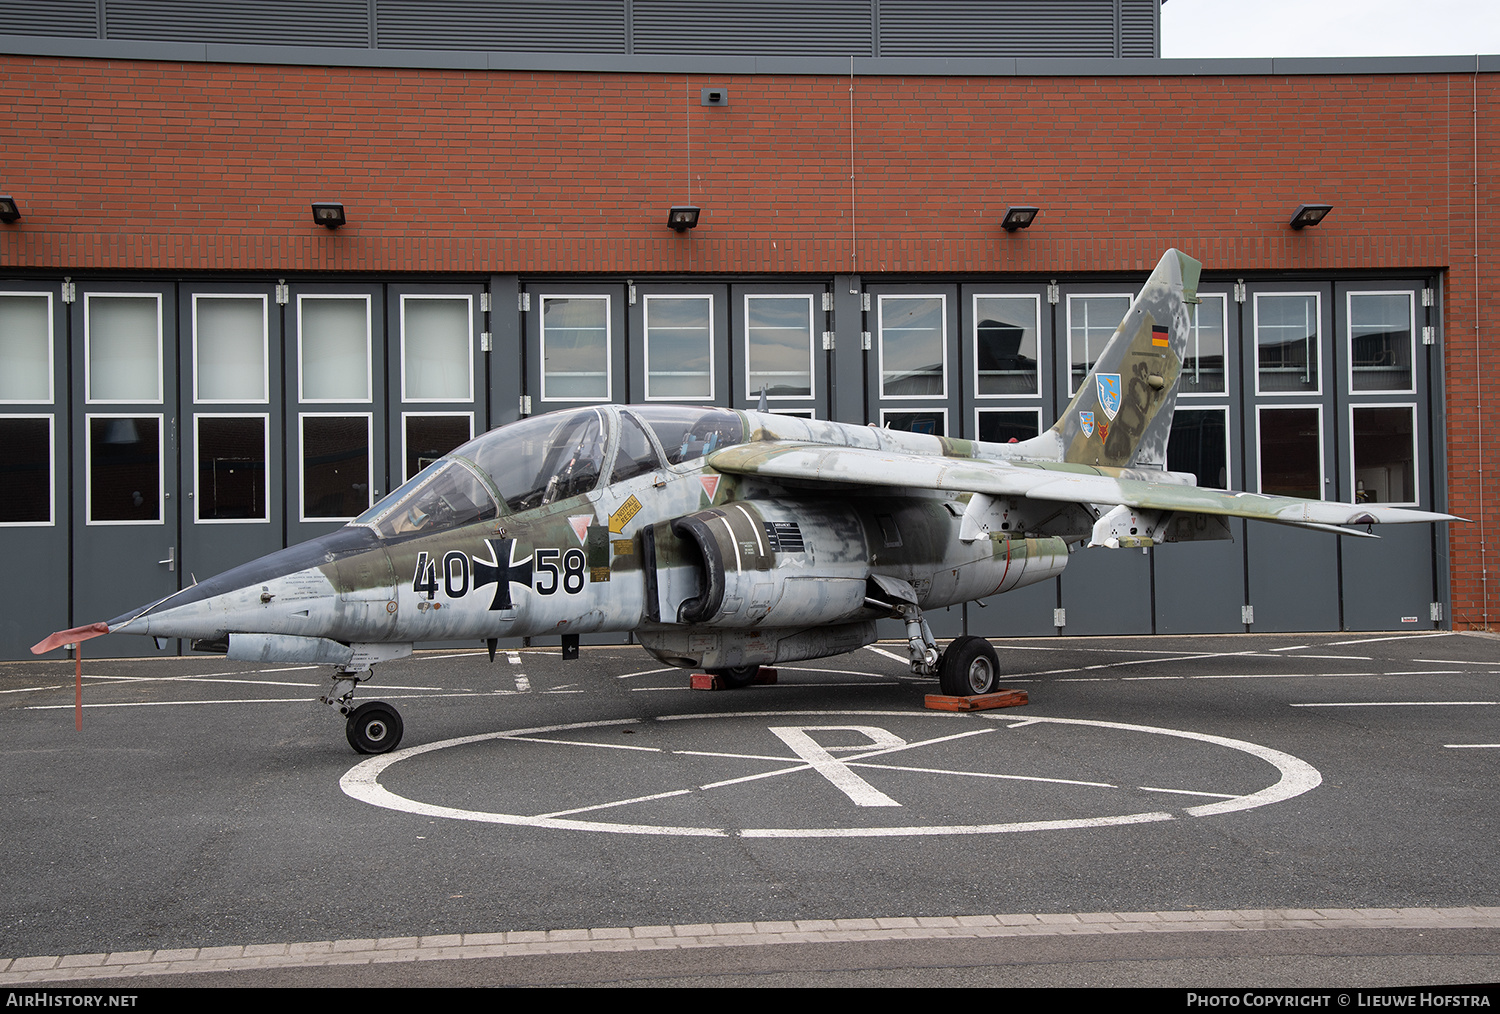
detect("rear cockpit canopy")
(353, 405), (744, 538)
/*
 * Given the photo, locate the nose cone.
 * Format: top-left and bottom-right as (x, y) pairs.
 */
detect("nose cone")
(107, 526), (387, 640)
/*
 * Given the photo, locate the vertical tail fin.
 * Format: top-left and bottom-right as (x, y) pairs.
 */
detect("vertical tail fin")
(1050, 248), (1202, 469)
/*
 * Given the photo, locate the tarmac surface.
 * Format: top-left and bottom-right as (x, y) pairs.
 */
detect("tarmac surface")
(2, 630), (1497, 988)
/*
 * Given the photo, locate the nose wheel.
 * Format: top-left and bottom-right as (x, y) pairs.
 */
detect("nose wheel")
(346, 701), (404, 754)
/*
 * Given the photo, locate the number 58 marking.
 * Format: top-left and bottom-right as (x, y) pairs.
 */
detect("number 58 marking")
(534, 548), (586, 595)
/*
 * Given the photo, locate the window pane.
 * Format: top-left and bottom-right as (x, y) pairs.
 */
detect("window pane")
(89, 416), (160, 522)
(1353, 406), (1416, 504)
(645, 296), (713, 400)
(302, 415), (369, 520)
(403, 297), (472, 401)
(883, 411), (945, 436)
(300, 297), (370, 401)
(197, 416), (266, 521)
(974, 295), (1038, 396)
(404, 414), (472, 481)
(1349, 293), (1413, 392)
(542, 296), (609, 400)
(977, 410), (1040, 444)
(87, 296), (160, 402)
(1181, 295), (1226, 395)
(1257, 294), (1319, 393)
(880, 296), (945, 397)
(0, 417), (51, 523)
(0, 294), (51, 402)
(195, 296), (266, 402)
(1068, 295), (1130, 393)
(746, 296), (812, 398)
(611, 411), (663, 483)
(1168, 408), (1229, 489)
(1259, 408), (1321, 499)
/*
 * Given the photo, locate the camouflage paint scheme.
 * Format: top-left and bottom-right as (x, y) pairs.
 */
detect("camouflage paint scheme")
(39, 249), (1458, 708)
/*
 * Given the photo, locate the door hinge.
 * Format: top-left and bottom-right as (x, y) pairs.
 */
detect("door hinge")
(1233, 280), (1247, 303)
(1422, 325), (1436, 346)
(275, 281), (289, 305)
(519, 394), (532, 415)
(628, 282), (637, 305)
(1242, 604), (1254, 625)
(1430, 601), (1444, 622)
(821, 331), (836, 351)
(1421, 287), (1435, 307)
(518, 292), (531, 312)
(61, 279), (76, 304)
(1046, 282), (1059, 305)
(861, 292), (872, 312)
(1052, 607), (1066, 628)
(480, 291), (491, 313)
(480, 331), (493, 352)
(821, 292), (833, 312)
(861, 331), (872, 350)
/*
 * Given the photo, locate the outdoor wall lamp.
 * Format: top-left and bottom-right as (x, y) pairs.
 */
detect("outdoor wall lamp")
(311, 201), (347, 229)
(667, 206), (701, 232)
(1001, 205), (1039, 232)
(0, 195), (21, 223)
(1289, 204), (1332, 230)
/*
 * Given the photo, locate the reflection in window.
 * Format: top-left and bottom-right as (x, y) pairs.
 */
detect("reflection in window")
(1168, 408), (1229, 489)
(882, 411), (945, 436)
(1256, 294), (1319, 393)
(1349, 292), (1414, 393)
(746, 295), (813, 398)
(645, 296), (713, 400)
(86, 295), (161, 403)
(1353, 406), (1416, 504)
(0, 294), (52, 403)
(196, 415), (266, 521)
(974, 295), (1038, 396)
(403, 296), (472, 401)
(300, 296), (370, 402)
(1258, 407), (1321, 499)
(461, 408), (606, 511)
(88, 415), (161, 522)
(1181, 295), (1227, 395)
(1068, 294), (1131, 393)
(358, 460), (499, 539)
(301, 415), (370, 520)
(612, 411), (663, 483)
(541, 296), (610, 401)
(404, 414), (473, 482)
(0, 416), (51, 523)
(195, 296), (267, 402)
(632, 405), (744, 465)
(977, 410), (1040, 444)
(879, 296), (945, 397)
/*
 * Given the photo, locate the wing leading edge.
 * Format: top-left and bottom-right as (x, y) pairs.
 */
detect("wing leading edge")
(706, 442), (1460, 533)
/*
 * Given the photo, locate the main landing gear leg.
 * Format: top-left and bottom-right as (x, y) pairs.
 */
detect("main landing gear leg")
(895, 604), (940, 677)
(320, 668), (405, 755)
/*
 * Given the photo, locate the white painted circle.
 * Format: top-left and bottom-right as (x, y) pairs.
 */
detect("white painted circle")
(339, 709), (1322, 839)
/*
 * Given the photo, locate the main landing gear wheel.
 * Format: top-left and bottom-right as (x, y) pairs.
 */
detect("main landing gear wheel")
(708, 665), (759, 689)
(937, 636), (1001, 697)
(346, 701), (404, 754)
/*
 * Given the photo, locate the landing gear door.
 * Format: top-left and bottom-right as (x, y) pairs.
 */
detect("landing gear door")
(644, 519), (700, 624)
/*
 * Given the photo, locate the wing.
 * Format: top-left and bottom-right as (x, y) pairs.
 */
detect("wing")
(707, 442), (1460, 533)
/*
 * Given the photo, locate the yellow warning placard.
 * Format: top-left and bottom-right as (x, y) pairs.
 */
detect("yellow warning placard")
(609, 495), (642, 534)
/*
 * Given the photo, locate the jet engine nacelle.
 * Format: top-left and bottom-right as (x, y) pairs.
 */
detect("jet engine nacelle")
(651, 499), (870, 628)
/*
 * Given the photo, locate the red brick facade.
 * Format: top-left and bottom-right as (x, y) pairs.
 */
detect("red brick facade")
(0, 55), (1495, 627)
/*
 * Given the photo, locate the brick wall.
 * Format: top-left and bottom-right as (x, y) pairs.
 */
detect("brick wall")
(0, 55), (1495, 627)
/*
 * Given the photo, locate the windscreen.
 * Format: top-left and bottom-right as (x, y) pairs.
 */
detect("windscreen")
(354, 460), (500, 539)
(455, 408), (607, 512)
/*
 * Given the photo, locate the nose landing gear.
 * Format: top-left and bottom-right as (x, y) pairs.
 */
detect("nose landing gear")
(321, 669), (404, 754)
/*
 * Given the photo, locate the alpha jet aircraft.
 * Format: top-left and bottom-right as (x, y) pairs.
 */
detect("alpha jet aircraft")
(35, 249), (1457, 753)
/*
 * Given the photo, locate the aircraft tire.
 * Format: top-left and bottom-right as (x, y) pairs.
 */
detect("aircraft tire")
(937, 636), (1001, 697)
(346, 701), (404, 754)
(708, 665), (759, 689)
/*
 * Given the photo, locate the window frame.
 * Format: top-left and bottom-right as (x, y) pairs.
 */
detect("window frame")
(297, 293), (373, 404)
(193, 412), (271, 525)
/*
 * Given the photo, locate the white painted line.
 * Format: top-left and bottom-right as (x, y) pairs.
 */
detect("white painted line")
(496, 733), (661, 753)
(536, 788), (693, 819)
(1270, 645), (1310, 651)
(1324, 632), (1456, 646)
(415, 652), (489, 661)
(507, 652), (522, 665)
(0, 684), (68, 694)
(615, 667), (675, 679)
(1444, 744), (1500, 749)
(1426, 659), (1500, 665)
(514, 676), (531, 692)
(1384, 670), (1466, 676)
(863, 645), (909, 664)
(695, 728), (996, 793)
(1283, 655), (1374, 661)
(1291, 701), (1497, 707)
(1135, 785), (1239, 800)
(848, 761), (1116, 789)
(7, 906), (1499, 984)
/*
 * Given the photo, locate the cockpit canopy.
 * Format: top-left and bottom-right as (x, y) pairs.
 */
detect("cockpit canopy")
(354, 405), (743, 539)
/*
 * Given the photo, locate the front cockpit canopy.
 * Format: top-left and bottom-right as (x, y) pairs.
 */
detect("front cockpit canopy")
(353, 405), (745, 539)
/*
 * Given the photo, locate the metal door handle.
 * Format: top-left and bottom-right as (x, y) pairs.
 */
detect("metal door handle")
(158, 547), (175, 572)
